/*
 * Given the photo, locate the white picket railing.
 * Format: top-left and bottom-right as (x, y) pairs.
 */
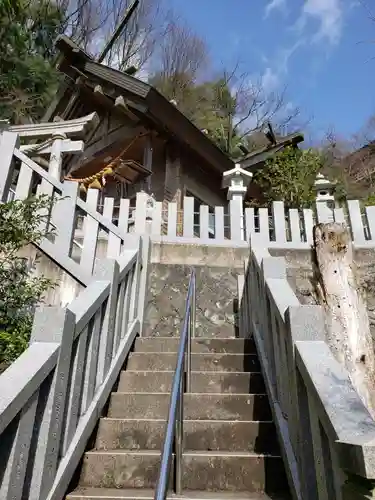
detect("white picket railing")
(0, 243), (144, 500)
(73, 197), (375, 249)
(0, 133), (152, 500)
(0, 133), (151, 284)
(2, 131), (375, 251)
(148, 199), (375, 248)
(238, 245), (375, 500)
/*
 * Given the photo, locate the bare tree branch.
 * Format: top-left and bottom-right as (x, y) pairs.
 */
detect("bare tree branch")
(57, 0), (169, 72)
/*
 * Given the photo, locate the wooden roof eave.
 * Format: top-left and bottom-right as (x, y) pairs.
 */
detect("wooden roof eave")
(79, 83), (142, 124)
(80, 61), (234, 174)
(53, 37), (235, 174)
(145, 89), (234, 174)
(239, 133), (304, 170)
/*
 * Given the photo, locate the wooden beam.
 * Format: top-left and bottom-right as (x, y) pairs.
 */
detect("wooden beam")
(41, 80), (71, 122)
(143, 134), (153, 192)
(8, 113), (99, 139)
(20, 139), (84, 155)
(115, 96), (139, 122)
(72, 125), (144, 171)
(93, 85), (114, 109)
(79, 84), (140, 124)
(92, 86), (138, 122)
(60, 77), (84, 120)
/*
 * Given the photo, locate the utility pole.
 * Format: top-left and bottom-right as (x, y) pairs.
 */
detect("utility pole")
(48, 0), (139, 123)
(97, 0), (139, 64)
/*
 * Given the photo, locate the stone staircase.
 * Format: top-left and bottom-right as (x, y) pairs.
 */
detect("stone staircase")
(66, 335), (290, 499)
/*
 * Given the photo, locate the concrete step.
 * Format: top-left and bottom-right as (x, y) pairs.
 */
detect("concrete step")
(134, 338), (257, 354)
(96, 419), (278, 453)
(79, 450), (289, 493)
(118, 371), (265, 394)
(143, 327), (239, 339)
(108, 393), (272, 421)
(67, 487), (290, 499)
(126, 353), (260, 372)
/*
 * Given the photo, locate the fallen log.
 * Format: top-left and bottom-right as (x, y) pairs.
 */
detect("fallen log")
(313, 222), (375, 416)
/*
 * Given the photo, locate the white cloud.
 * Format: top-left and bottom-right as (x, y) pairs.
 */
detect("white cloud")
(264, 0), (286, 18)
(299, 0), (343, 45)
(261, 67), (280, 92)
(278, 40), (304, 73)
(260, 40), (303, 92)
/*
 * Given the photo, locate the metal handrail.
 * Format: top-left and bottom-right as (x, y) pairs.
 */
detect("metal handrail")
(154, 269), (196, 500)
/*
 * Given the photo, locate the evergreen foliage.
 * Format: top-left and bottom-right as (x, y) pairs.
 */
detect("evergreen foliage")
(0, 0), (64, 123)
(0, 196), (54, 368)
(251, 146), (324, 208)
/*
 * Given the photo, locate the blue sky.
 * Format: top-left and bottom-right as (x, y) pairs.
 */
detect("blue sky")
(167, 0), (375, 142)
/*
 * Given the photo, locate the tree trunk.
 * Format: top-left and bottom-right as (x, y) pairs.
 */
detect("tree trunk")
(313, 222), (375, 416)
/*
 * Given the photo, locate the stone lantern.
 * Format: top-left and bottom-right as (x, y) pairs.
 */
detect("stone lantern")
(222, 164), (253, 240)
(222, 164), (253, 202)
(314, 173), (336, 204)
(313, 173), (337, 223)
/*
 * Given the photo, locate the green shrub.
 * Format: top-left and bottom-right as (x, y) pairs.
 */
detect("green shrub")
(0, 195), (54, 367)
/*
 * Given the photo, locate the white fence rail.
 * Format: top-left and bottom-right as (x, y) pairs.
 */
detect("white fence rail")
(0, 132), (152, 284)
(238, 245), (375, 500)
(0, 244), (142, 500)
(2, 131), (375, 250)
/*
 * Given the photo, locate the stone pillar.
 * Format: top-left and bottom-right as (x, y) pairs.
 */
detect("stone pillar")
(222, 164), (253, 241)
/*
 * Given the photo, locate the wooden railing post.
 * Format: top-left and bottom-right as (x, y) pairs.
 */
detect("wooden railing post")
(272, 201), (287, 244)
(134, 192), (149, 234)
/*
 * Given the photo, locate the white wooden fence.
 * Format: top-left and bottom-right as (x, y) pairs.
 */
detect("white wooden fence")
(145, 198), (375, 248)
(0, 132), (151, 284)
(2, 131), (375, 255)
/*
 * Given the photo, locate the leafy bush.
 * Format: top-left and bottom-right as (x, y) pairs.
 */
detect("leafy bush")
(0, 195), (54, 367)
(251, 146), (323, 208)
